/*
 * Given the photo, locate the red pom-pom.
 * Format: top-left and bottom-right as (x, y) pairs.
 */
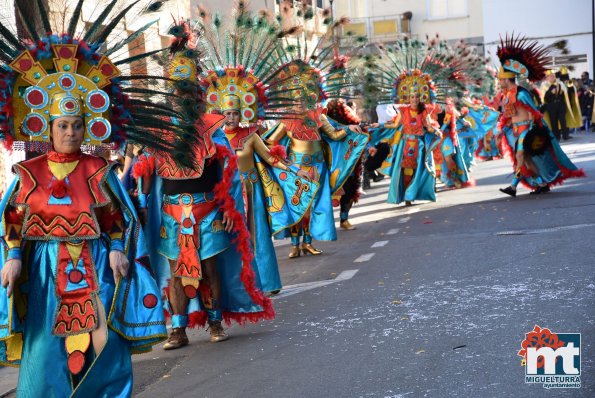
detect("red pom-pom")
(269, 145), (287, 162)
(132, 155), (155, 179)
(50, 179), (69, 199)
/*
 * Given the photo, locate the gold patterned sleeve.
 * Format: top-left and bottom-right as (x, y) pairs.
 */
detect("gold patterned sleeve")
(252, 133), (289, 171)
(319, 114), (347, 140)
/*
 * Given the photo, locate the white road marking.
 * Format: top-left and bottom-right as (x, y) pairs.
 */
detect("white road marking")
(371, 240), (389, 248)
(273, 269), (359, 299)
(496, 223), (595, 236)
(334, 269), (359, 281)
(387, 228), (400, 235)
(354, 253), (376, 263)
(397, 216), (411, 224)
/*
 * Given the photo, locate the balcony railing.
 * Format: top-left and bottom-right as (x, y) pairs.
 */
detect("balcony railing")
(340, 14), (412, 42)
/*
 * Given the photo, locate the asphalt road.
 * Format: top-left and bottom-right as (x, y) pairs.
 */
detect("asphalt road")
(0, 134), (593, 398)
(132, 134), (595, 398)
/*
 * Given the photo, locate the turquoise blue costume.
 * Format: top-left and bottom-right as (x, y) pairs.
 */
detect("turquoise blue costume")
(455, 116), (479, 170)
(435, 108), (473, 188)
(248, 151), (319, 289)
(136, 128), (275, 328)
(0, 1), (198, 393)
(0, 156), (167, 398)
(265, 114), (368, 243)
(463, 105), (500, 162)
(373, 106), (441, 204)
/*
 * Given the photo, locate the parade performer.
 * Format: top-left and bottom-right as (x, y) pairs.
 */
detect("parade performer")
(455, 106), (479, 170)
(496, 34), (585, 197)
(133, 19), (275, 349)
(434, 100), (474, 189)
(465, 97), (501, 162)
(367, 39), (481, 205)
(263, 3), (368, 257)
(195, 5), (319, 292)
(0, 1), (192, 395)
(325, 99), (369, 230)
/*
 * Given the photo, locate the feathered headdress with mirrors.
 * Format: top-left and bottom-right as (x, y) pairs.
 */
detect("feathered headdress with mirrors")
(194, 1), (306, 124)
(269, 1), (367, 137)
(362, 36), (482, 106)
(496, 33), (550, 82)
(157, 18), (225, 177)
(273, 1), (367, 104)
(0, 0), (201, 166)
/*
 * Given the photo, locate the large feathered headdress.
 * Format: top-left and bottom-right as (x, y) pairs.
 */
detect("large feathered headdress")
(195, 2), (306, 124)
(363, 37), (484, 105)
(0, 0), (199, 165)
(496, 33), (550, 82)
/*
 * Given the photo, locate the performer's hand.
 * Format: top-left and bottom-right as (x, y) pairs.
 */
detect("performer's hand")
(1, 259), (22, 297)
(370, 123), (380, 128)
(348, 125), (363, 134)
(435, 130), (443, 139)
(109, 250), (129, 281)
(296, 169), (312, 181)
(222, 211), (234, 233)
(368, 147), (378, 156)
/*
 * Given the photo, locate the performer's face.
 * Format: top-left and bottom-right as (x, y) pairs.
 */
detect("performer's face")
(409, 94), (420, 107)
(498, 78), (512, 90)
(51, 116), (84, 154)
(223, 110), (240, 129)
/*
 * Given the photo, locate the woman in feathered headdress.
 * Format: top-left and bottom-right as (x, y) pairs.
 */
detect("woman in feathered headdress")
(0, 1), (211, 395)
(262, 4), (369, 257)
(496, 34), (585, 197)
(194, 4), (318, 294)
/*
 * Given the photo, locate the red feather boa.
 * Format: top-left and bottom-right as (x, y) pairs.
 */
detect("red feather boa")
(195, 144), (274, 326)
(131, 154), (155, 180)
(163, 144), (276, 328)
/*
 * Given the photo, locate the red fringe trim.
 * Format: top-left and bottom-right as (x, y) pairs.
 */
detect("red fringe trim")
(462, 178), (476, 188)
(210, 144), (275, 325)
(159, 145), (275, 328)
(499, 133), (515, 163)
(516, 146), (587, 189)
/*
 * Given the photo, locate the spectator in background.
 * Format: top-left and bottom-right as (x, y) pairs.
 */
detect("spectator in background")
(577, 78), (594, 132)
(581, 71), (593, 87)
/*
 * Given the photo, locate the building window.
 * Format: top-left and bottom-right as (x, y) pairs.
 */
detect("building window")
(317, 0), (323, 8)
(426, 0), (468, 20)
